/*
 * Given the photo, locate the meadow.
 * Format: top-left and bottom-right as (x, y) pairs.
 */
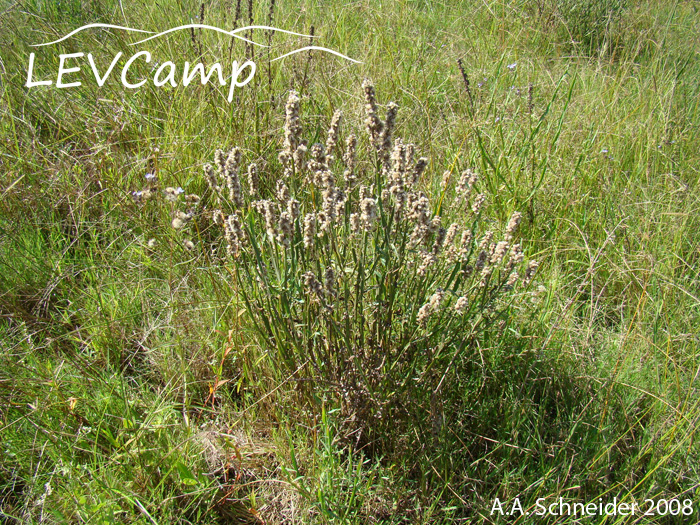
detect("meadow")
(1, 0), (699, 523)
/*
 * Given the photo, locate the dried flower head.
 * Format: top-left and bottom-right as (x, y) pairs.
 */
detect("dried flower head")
(416, 303), (432, 327)
(325, 110), (342, 156)
(411, 157), (428, 186)
(324, 266), (335, 297)
(508, 243), (524, 269)
(505, 211), (522, 242)
(303, 271), (324, 300)
(363, 79), (384, 149)
(282, 90), (302, 163)
(247, 163), (258, 196)
(288, 199), (300, 220)
(491, 241), (509, 265)
(471, 193), (486, 214)
(443, 223), (460, 261)
(429, 289), (445, 310)
(204, 164), (219, 192)
(276, 180), (290, 204)
(214, 149), (226, 177)
(524, 260), (539, 285)
(343, 134), (357, 187)
(293, 143), (307, 174)
(418, 251), (437, 276)
(349, 212), (361, 234)
(379, 101), (398, 165)
(260, 200), (277, 237)
(303, 213), (316, 249)
(454, 296), (468, 314)
(225, 148), (243, 207)
(456, 169), (478, 200)
(277, 211), (293, 248)
(360, 197), (378, 231)
(164, 186), (185, 202)
(441, 170), (452, 191)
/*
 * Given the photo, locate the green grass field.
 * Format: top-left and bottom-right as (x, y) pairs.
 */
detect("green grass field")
(1, 0), (699, 522)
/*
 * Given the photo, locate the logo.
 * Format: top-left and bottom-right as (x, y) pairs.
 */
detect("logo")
(25, 23), (360, 102)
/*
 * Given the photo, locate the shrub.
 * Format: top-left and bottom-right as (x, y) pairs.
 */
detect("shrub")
(164, 81), (539, 450)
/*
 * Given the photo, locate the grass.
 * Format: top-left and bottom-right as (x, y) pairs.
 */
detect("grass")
(1, 0), (699, 523)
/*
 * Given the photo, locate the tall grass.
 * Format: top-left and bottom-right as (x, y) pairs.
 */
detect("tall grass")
(1, 0), (699, 522)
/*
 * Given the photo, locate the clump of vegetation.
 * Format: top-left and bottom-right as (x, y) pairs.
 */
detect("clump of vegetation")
(167, 82), (538, 450)
(534, 0), (627, 56)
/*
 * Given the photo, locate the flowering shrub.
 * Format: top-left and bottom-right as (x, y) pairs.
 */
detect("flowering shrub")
(170, 81), (538, 446)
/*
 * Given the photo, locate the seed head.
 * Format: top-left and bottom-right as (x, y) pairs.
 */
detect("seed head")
(429, 289), (445, 310)
(417, 303), (432, 327)
(303, 271), (324, 300)
(204, 164), (219, 192)
(293, 143), (307, 174)
(456, 169), (478, 199)
(288, 199), (300, 220)
(303, 213), (316, 249)
(459, 230), (473, 261)
(360, 197), (377, 231)
(363, 79), (384, 149)
(491, 241), (509, 265)
(276, 180), (290, 204)
(478, 231), (493, 253)
(454, 296), (468, 314)
(225, 213), (245, 258)
(343, 134), (357, 187)
(325, 110), (342, 156)
(443, 223), (460, 261)
(479, 265), (493, 287)
(441, 170), (451, 191)
(432, 227), (447, 254)
(523, 260), (539, 285)
(260, 200), (277, 237)
(324, 266), (335, 297)
(349, 212), (361, 234)
(283, 90), (302, 162)
(411, 157), (428, 186)
(505, 211), (522, 242)
(418, 251), (436, 276)
(247, 163), (258, 196)
(475, 250), (488, 271)
(409, 194), (431, 226)
(506, 270), (519, 287)
(214, 149), (226, 178)
(379, 101), (399, 165)
(277, 211), (293, 248)
(508, 243), (524, 269)
(164, 186), (185, 202)
(471, 193), (486, 214)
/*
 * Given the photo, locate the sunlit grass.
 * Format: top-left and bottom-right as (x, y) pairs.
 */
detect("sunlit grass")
(1, 0), (699, 522)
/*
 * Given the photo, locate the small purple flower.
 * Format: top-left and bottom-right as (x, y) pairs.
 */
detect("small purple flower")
(132, 190), (143, 197)
(175, 187), (184, 194)
(145, 172), (156, 181)
(507, 63), (517, 70)
(600, 149), (608, 154)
